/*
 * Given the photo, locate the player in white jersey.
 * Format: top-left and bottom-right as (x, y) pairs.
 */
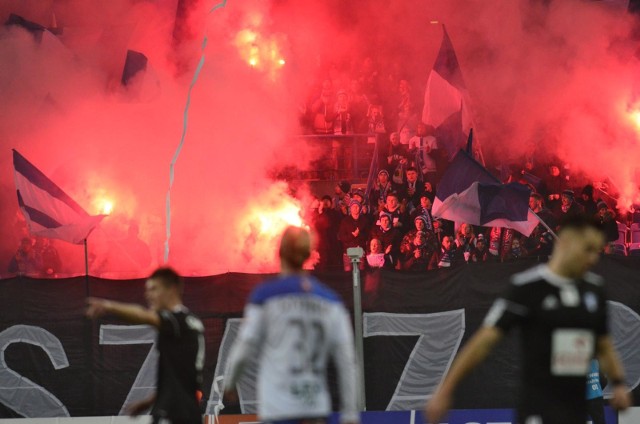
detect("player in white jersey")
(224, 226), (359, 424)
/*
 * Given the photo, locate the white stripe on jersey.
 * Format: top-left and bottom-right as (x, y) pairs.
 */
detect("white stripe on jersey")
(484, 298), (529, 327)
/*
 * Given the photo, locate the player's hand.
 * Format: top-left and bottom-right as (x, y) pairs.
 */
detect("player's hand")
(223, 389), (239, 404)
(610, 384), (632, 411)
(127, 397), (154, 416)
(85, 298), (110, 319)
(425, 390), (451, 424)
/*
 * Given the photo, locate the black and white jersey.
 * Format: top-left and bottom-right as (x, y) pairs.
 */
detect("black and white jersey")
(152, 306), (205, 424)
(484, 265), (608, 424)
(225, 275), (359, 423)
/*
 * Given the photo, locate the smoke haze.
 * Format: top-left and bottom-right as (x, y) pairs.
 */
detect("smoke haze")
(1, 0), (639, 276)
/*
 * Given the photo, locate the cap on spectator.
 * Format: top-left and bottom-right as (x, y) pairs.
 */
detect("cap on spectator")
(562, 189), (574, 199)
(581, 184), (594, 197)
(352, 188), (365, 199)
(321, 194), (332, 201)
(477, 233), (485, 241)
(414, 215), (428, 225)
(338, 180), (351, 194)
(379, 211), (392, 221)
(349, 199), (361, 209)
(597, 201), (608, 210)
(378, 169), (389, 178)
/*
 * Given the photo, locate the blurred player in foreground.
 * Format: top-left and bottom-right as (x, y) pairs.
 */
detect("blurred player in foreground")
(87, 267), (205, 424)
(224, 226), (360, 424)
(425, 216), (631, 424)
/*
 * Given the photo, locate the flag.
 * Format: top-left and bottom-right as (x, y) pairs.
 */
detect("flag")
(432, 150), (539, 236)
(13, 149), (105, 244)
(422, 26), (474, 161)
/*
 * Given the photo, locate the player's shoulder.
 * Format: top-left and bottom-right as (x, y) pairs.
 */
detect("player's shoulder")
(583, 271), (604, 287)
(249, 274), (342, 305)
(510, 264), (547, 286)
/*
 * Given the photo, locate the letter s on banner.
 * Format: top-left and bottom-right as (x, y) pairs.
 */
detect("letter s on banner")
(0, 325), (70, 417)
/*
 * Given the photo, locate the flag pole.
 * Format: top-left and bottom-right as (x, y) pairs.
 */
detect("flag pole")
(528, 209), (559, 241)
(84, 239), (89, 278)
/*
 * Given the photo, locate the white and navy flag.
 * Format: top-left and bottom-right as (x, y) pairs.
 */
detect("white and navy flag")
(422, 25), (475, 161)
(432, 150), (539, 236)
(13, 149), (105, 244)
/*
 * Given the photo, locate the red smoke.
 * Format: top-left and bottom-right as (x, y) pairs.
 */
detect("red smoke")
(1, 0), (639, 277)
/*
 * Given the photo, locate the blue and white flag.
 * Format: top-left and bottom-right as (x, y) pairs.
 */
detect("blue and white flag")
(422, 25), (475, 160)
(13, 149), (105, 244)
(432, 150), (539, 236)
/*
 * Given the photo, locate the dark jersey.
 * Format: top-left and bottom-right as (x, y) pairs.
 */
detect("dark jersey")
(483, 265), (607, 424)
(152, 307), (205, 424)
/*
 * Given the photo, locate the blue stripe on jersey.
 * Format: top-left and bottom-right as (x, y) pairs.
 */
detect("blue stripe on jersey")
(249, 275), (341, 305)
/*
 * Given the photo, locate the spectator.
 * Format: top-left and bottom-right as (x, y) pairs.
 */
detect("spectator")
(370, 211), (401, 256)
(35, 237), (61, 276)
(370, 169), (393, 213)
(423, 181), (436, 203)
(596, 201), (619, 244)
(347, 78), (370, 132)
(8, 237), (41, 275)
(455, 223), (477, 254)
(543, 164), (567, 210)
(525, 192), (557, 254)
(337, 199), (371, 271)
(396, 167), (424, 213)
(436, 235), (458, 269)
(310, 79), (336, 135)
(409, 123), (438, 184)
(470, 235), (491, 263)
(553, 189), (585, 224)
(312, 195), (342, 270)
(387, 132), (409, 184)
(350, 189), (369, 216)
(381, 192), (407, 232)
(410, 195), (435, 230)
(333, 180), (351, 216)
(504, 236), (528, 261)
(366, 237), (394, 270)
(366, 104), (386, 145)
(399, 231), (436, 271)
(578, 184), (598, 217)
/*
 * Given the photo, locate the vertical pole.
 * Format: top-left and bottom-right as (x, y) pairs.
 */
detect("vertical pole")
(84, 239), (89, 280)
(351, 253), (366, 411)
(353, 135), (359, 179)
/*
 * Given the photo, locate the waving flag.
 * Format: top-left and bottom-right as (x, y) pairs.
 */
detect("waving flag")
(423, 25), (475, 160)
(432, 150), (539, 236)
(13, 150), (105, 244)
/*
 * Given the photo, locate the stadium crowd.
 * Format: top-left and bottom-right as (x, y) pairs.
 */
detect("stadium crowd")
(297, 56), (636, 271)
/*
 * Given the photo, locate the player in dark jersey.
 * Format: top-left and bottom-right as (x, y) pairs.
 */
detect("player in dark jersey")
(425, 216), (631, 424)
(87, 267), (205, 424)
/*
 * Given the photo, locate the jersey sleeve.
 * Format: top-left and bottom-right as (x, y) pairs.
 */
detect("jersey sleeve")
(483, 283), (530, 333)
(329, 304), (360, 423)
(224, 304), (266, 389)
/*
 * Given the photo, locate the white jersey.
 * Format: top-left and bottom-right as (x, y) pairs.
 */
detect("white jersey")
(225, 274), (359, 423)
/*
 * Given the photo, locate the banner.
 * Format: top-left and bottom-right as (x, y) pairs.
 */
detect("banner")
(0, 258), (639, 417)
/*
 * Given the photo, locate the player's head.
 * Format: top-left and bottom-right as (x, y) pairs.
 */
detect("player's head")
(145, 267), (183, 311)
(279, 226), (311, 272)
(552, 215), (605, 278)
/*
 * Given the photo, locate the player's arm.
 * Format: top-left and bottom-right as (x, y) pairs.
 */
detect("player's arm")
(86, 297), (160, 327)
(425, 326), (504, 424)
(224, 305), (264, 394)
(597, 335), (632, 411)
